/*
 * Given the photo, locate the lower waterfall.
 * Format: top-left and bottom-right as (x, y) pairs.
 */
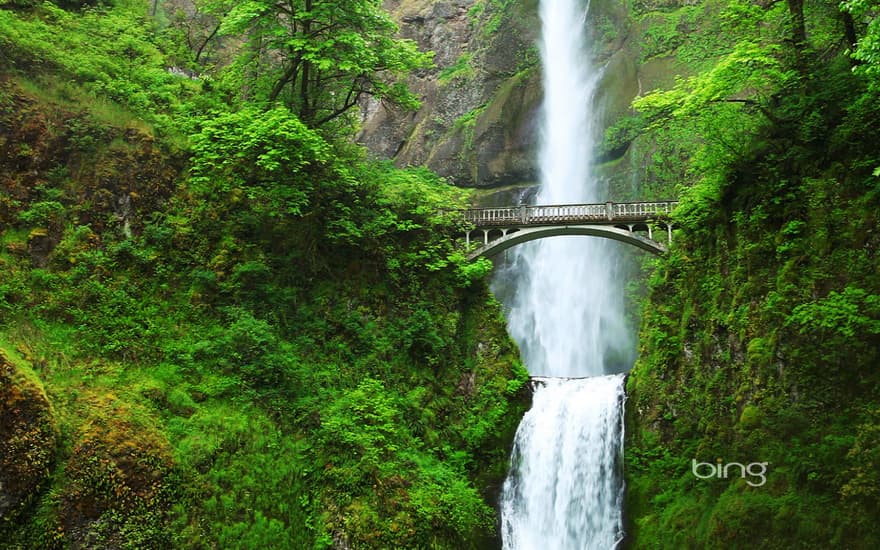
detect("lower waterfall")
(499, 377), (626, 549)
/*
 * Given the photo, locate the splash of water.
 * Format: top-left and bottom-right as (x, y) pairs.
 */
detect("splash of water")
(497, 0), (631, 547)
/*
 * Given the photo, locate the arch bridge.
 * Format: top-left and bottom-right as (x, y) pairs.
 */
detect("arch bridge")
(462, 201), (677, 259)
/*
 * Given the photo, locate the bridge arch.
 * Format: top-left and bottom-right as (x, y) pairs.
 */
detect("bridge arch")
(467, 225), (667, 260)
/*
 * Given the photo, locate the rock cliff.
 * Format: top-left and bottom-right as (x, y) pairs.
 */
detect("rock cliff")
(359, 0), (659, 191)
(358, 0), (541, 188)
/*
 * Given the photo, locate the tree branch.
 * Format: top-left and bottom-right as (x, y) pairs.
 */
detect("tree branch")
(194, 21), (222, 64)
(314, 89), (366, 127)
(268, 56), (302, 103)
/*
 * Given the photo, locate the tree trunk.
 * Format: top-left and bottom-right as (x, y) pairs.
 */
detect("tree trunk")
(786, 0), (808, 76)
(786, 0), (807, 46)
(299, 0), (313, 122)
(841, 9), (859, 66)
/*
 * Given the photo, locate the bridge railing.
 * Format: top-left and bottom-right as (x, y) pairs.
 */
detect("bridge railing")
(528, 203), (607, 222)
(462, 201), (677, 227)
(462, 206), (521, 224)
(611, 201), (677, 220)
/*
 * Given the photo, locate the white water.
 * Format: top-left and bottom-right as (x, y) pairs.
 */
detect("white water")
(497, 0), (631, 547)
(500, 377), (626, 549)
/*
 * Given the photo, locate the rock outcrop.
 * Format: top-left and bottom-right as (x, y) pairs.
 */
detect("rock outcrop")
(58, 394), (175, 548)
(358, 0), (542, 188)
(0, 350), (58, 523)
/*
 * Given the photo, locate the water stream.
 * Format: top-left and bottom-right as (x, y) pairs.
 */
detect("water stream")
(496, 0), (631, 547)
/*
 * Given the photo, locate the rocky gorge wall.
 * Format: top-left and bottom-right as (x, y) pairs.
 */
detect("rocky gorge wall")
(358, 0), (687, 195)
(358, 0), (542, 189)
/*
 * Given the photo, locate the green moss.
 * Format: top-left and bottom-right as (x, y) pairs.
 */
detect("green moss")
(0, 348), (58, 533)
(438, 53), (475, 84)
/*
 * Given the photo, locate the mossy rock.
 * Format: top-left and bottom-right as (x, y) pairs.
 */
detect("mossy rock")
(58, 394), (175, 548)
(0, 349), (58, 523)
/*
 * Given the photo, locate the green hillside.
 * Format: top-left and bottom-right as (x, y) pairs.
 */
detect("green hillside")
(623, 0), (880, 547)
(0, 1), (527, 547)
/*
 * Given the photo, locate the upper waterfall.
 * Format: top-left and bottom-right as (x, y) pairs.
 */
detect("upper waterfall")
(496, 0), (634, 379)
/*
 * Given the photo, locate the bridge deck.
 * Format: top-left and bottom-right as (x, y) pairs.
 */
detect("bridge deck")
(463, 201), (676, 227)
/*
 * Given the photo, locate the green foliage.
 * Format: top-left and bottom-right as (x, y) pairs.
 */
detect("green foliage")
(192, 308), (298, 390)
(0, 0), (527, 548)
(634, 40), (793, 124)
(638, 5), (701, 61)
(189, 107), (332, 217)
(217, 0), (432, 128)
(18, 200), (65, 228)
(320, 378), (402, 470)
(626, 0), (880, 546)
(787, 286), (880, 339)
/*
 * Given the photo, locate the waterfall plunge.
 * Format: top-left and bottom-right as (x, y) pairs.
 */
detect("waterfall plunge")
(497, 0), (631, 547)
(500, 377), (626, 549)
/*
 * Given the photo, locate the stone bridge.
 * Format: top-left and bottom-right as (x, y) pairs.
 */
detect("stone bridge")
(462, 201), (677, 259)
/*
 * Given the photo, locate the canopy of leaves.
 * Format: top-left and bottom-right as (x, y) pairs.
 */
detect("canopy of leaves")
(217, 0), (432, 128)
(189, 107), (333, 217)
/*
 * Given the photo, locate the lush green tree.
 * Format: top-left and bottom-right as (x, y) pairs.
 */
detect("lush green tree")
(844, 0), (880, 85)
(217, 0), (432, 128)
(189, 106), (333, 217)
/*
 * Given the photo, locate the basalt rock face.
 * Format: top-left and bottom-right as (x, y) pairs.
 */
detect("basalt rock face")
(358, 0), (542, 188)
(359, 0), (649, 191)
